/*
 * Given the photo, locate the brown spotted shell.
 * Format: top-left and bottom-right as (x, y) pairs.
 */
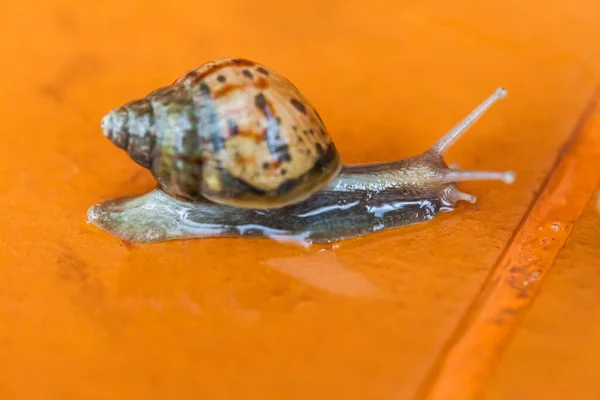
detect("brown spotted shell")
(101, 58), (342, 209)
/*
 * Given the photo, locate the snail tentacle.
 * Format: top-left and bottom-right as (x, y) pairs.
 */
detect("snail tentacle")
(440, 169), (515, 184)
(430, 87), (507, 155)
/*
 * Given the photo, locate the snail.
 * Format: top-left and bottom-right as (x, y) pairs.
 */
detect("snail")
(87, 57), (515, 245)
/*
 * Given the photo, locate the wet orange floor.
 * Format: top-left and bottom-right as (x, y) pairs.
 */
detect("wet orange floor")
(481, 198), (600, 399)
(1, 1), (600, 399)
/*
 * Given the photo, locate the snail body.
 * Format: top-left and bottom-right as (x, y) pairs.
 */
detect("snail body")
(88, 58), (514, 244)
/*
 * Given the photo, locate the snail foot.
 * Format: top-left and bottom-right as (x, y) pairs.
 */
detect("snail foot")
(87, 190), (178, 244)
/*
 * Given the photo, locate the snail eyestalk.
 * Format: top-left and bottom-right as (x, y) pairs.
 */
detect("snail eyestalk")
(441, 169), (515, 184)
(431, 87), (507, 155)
(426, 87), (514, 196)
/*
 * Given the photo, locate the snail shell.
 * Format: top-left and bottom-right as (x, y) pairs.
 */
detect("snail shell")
(101, 58), (341, 209)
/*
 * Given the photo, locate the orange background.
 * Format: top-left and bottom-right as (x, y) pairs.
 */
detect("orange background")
(1, 1), (599, 399)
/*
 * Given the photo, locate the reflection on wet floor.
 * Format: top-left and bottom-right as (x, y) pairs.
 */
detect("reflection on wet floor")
(264, 250), (384, 299)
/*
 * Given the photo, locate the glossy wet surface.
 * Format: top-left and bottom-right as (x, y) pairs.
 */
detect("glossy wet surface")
(2, 1), (600, 399)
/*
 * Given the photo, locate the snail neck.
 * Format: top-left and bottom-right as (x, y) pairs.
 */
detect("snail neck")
(325, 149), (514, 197)
(325, 151), (443, 194)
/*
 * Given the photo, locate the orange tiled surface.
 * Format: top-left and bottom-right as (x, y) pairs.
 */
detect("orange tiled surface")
(1, 1), (599, 399)
(481, 198), (600, 400)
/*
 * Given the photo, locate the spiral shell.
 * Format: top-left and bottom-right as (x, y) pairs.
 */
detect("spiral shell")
(101, 58), (342, 209)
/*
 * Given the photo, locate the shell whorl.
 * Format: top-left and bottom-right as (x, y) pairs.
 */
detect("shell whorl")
(101, 85), (203, 201)
(101, 98), (156, 168)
